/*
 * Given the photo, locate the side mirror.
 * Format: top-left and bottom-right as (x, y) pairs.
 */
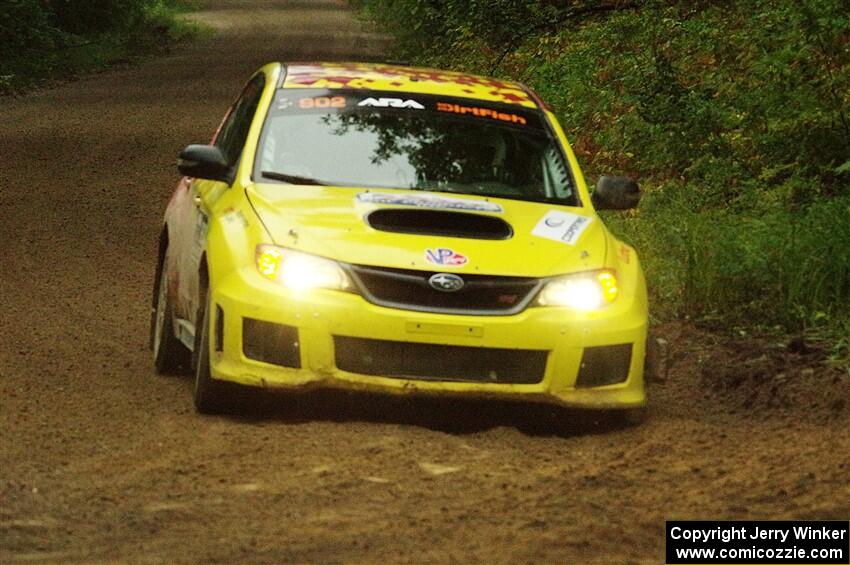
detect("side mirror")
(591, 176), (641, 210)
(177, 144), (232, 183)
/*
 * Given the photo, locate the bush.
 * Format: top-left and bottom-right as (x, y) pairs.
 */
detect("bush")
(0, 0), (195, 92)
(605, 187), (850, 328)
(47, 0), (149, 35)
(0, 0), (61, 78)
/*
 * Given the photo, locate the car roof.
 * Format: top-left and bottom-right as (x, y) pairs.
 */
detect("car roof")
(280, 62), (541, 109)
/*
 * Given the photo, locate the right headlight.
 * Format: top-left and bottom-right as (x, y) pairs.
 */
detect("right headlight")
(255, 245), (351, 291)
(536, 270), (618, 311)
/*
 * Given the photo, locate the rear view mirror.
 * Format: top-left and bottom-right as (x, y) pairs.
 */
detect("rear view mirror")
(177, 144), (232, 183)
(592, 176), (641, 210)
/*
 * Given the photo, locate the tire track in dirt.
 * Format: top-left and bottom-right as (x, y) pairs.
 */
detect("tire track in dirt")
(1, 2), (847, 563)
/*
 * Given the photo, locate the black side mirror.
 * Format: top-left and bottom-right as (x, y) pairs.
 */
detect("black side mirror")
(177, 144), (232, 183)
(591, 175), (641, 210)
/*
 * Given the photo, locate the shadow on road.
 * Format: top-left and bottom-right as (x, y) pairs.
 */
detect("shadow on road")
(206, 385), (641, 438)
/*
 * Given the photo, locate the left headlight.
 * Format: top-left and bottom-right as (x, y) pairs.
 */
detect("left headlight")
(536, 270), (618, 311)
(255, 245), (351, 291)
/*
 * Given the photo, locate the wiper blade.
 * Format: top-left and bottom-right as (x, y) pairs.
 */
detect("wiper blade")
(407, 185), (567, 205)
(464, 191), (566, 205)
(260, 170), (328, 186)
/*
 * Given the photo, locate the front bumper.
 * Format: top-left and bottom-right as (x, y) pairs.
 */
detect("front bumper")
(208, 267), (648, 410)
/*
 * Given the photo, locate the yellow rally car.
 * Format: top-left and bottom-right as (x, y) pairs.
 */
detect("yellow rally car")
(150, 62), (648, 416)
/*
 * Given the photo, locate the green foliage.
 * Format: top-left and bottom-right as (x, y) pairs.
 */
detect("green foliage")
(356, 0), (850, 335)
(0, 0), (198, 93)
(605, 188), (850, 328)
(47, 0), (150, 34)
(0, 0), (62, 80)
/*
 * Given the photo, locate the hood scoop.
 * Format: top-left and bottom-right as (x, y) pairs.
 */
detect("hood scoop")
(366, 209), (513, 240)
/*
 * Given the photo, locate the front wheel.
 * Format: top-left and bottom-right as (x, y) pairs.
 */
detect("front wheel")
(193, 291), (232, 414)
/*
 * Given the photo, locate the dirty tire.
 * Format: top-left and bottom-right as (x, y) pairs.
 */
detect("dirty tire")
(152, 260), (189, 374)
(193, 291), (231, 414)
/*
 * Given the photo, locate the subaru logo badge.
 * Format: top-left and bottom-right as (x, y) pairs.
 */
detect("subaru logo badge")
(428, 273), (465, 292)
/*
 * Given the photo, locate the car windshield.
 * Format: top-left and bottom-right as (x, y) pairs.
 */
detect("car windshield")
(254, 89), (579, 206)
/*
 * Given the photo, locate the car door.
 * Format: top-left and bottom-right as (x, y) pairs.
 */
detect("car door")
(172, 73), (267, 333)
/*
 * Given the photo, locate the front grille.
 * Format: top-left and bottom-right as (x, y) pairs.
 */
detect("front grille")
(346, 264), (541, 315)
(334, 336), (547, 384)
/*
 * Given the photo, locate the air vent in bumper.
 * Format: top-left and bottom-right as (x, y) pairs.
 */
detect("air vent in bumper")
(242, 318), (301, 368)
(334, 336), (547, 384)
(575, 344), (632, 388)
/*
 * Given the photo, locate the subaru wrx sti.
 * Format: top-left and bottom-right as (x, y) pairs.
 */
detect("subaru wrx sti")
(151, 63), (648, 416)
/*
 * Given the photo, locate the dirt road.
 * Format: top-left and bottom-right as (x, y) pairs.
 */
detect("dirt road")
(1, 1), (848, 563)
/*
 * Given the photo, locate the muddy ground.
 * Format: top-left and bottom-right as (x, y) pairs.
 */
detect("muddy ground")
(1, 1), (848, 563)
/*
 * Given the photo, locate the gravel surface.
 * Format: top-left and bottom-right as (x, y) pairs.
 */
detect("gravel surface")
(1, 1), (848, 563)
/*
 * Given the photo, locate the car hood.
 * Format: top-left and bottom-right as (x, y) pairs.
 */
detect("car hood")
(246, 184), (607, 277)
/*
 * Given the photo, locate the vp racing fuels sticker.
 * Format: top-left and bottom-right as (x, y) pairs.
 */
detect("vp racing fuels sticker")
(356, 192), (503, 213)
(425, 248), (468, 267)
(532, 211), (593, 245)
